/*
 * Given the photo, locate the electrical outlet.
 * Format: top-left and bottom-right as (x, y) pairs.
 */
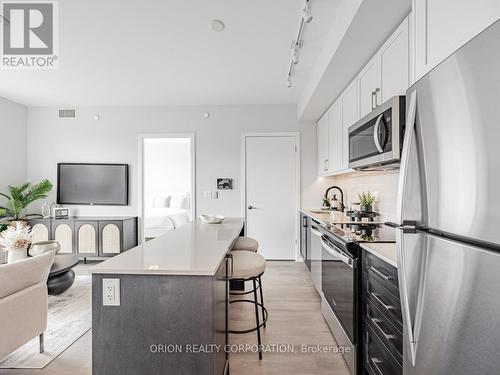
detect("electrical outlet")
(102, 278), (120, 306)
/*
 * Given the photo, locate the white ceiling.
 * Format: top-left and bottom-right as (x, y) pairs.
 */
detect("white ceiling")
(0, 0), (339, 107)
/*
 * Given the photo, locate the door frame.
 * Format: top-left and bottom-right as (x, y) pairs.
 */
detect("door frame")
(138, 133), (196, 243)
(241, 132), (301, 261)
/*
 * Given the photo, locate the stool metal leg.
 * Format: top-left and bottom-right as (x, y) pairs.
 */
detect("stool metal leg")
(258, 276), (266, 328)
(252, 278), (262, 360)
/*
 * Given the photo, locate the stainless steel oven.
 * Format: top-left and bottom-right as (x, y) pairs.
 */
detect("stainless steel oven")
(321, 232), (359, 374)
(348, 96), (405, 170)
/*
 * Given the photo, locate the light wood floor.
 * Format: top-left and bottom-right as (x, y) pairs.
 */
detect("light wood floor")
(0, 261), (350, 375)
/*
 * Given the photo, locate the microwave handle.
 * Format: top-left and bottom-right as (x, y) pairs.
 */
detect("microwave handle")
(373, 114), (384, 153)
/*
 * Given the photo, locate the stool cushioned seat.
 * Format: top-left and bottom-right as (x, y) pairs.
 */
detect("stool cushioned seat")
(232, 237), (259, 252)
(231, 251), (266, 278)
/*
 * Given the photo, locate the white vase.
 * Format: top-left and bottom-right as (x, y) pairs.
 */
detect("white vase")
(0, 248), (7, 264)
(7, 246), (28, 263)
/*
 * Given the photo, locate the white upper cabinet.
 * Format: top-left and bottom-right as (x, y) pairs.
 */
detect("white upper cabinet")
(328, 99), (343, 173)
(317, 112), (329, 175)
(414, 0), (500, 80)
(358, 17), (410, 118)
(358, 56), (381, 119)
(341, 79), (358, 169)
(380, 17), (410, 102)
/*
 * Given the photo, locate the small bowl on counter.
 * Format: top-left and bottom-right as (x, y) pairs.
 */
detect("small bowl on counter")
(199, 215), (225, 224)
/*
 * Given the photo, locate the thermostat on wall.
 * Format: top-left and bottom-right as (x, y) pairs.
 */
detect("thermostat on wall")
(53, 207), (70, 219)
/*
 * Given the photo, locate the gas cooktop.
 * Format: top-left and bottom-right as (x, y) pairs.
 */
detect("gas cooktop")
(326, 222), (396, 243)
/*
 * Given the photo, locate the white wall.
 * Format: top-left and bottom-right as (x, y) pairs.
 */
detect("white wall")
(0, 96), (27, 192)
(27, 105), (325, 217)
(144, 138), (192, 196)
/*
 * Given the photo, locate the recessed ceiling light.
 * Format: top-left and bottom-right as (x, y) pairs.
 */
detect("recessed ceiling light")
(210, 19), (225, 32)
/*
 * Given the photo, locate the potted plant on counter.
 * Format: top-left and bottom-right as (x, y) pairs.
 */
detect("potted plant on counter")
(358, 191), (376, 213)
(0, 179), (53, 227)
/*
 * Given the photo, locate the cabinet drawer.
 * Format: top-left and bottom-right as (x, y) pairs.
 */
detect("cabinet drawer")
(365, 325), (402, 375)
(366, 300), (402, 364)
(365, 252), (399, 293)
(366, 276), (403, 331)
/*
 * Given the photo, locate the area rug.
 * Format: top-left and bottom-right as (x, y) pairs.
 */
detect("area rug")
(0, 274), (92, 368)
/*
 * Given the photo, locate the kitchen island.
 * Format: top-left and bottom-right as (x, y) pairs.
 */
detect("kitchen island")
(89, 217), (244, 375)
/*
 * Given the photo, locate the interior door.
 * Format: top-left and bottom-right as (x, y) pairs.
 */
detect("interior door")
(245, 135), (297, 260)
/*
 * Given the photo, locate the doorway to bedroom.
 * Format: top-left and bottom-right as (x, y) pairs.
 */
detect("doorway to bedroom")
(140, 134), (195, 240)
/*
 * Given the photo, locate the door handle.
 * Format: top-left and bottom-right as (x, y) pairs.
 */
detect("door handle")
(370, 292), (394, 310)
(373, 114), (384, 153)
(374, 87), (380, 107)
(248, 205), (257, 210)
(370, 358), (384, 375)
(371, 90), (376, 110)
(371, 318), (396, 341)
(370, 266), (393, 281)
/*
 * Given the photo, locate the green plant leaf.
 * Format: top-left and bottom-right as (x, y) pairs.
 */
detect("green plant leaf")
(0, 179), (53, 220)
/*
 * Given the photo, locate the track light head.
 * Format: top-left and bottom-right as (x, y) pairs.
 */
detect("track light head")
(302, 3), (313, 23)
(291, 45), (299, 65)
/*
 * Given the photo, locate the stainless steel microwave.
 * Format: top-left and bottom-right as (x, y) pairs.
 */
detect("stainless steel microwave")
(348, 96), (406, 170)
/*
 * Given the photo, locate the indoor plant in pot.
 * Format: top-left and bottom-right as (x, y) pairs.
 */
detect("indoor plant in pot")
(358, 191), (376, 213)
(0, 221), (32, 262)
(0, 179), (53, 226)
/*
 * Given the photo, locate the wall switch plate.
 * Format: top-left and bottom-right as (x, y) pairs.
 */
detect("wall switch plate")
(372, 192), (379, 202)
(204, 191), (210, 198)
(102, 278), (120, 306)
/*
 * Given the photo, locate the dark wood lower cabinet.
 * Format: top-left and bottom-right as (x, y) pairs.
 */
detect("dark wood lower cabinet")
(362, 252), (403, 375)
(92, 256), (230, 375)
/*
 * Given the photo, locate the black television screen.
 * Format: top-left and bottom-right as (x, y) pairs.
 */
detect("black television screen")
(57, 163), (129, 205)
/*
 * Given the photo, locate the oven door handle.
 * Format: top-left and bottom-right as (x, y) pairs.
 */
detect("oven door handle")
(373, 114), (384, 153)
(321, 239), (353, 268)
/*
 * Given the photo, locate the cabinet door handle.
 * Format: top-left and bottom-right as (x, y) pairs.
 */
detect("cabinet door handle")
(324, 159), (329, 171)
(370, 292), (394, 310)
(370, 266), (393, 281)
(371, 318), (396, 341)
(371, 90), (376, 110)
(375, 88), (381, 107)
(370, 358), (384, 375)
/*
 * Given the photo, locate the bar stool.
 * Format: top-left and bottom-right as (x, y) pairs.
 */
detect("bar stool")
(229, 250), (268, 359)
(232, 236), (259, 252)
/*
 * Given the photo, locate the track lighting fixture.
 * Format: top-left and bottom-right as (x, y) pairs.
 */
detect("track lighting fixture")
(286, 0), (313, 88)
(291, 45), (299, 65)
(302, 2), (313, 23)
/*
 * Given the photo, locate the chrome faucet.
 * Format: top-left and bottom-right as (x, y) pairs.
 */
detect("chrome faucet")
(324, 186), (345, 212)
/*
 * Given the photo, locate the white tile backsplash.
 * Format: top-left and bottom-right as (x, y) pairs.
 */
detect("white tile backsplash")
(313, 170), (400, 223)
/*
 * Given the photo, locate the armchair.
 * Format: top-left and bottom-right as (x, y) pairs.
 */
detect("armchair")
(0, 251), (55, 360)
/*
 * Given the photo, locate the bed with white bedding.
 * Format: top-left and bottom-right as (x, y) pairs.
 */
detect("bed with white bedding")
(143, 194), (190, 238)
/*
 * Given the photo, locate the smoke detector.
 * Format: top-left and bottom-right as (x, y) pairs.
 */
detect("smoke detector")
(209, 20), (225, 32)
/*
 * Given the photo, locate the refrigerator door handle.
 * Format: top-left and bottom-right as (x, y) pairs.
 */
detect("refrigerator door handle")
(397, 90), (417, 225)
(397, 229), (417, 366)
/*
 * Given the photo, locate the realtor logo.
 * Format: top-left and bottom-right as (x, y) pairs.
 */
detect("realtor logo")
(1, 1), (58, 69)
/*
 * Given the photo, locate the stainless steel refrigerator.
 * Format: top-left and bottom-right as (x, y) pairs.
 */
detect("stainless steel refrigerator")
(397, 19), (500, 375)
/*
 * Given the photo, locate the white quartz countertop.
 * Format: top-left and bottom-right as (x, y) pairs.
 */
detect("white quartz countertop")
(89, 217), (244, 276)
(359, 242), (398, 268)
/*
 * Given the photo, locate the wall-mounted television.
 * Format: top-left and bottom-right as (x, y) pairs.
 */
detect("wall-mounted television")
(57, 163), (129, 205)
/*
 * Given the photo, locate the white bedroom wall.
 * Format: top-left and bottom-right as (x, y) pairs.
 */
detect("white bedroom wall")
(144, 138), (192, 196)
(0, 96), (27, 193)
(26, 105), (326, 217)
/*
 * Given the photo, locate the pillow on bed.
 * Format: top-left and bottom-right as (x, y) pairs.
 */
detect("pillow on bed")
(153, 195), (171, 208)
(170, 195), (189, 209)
